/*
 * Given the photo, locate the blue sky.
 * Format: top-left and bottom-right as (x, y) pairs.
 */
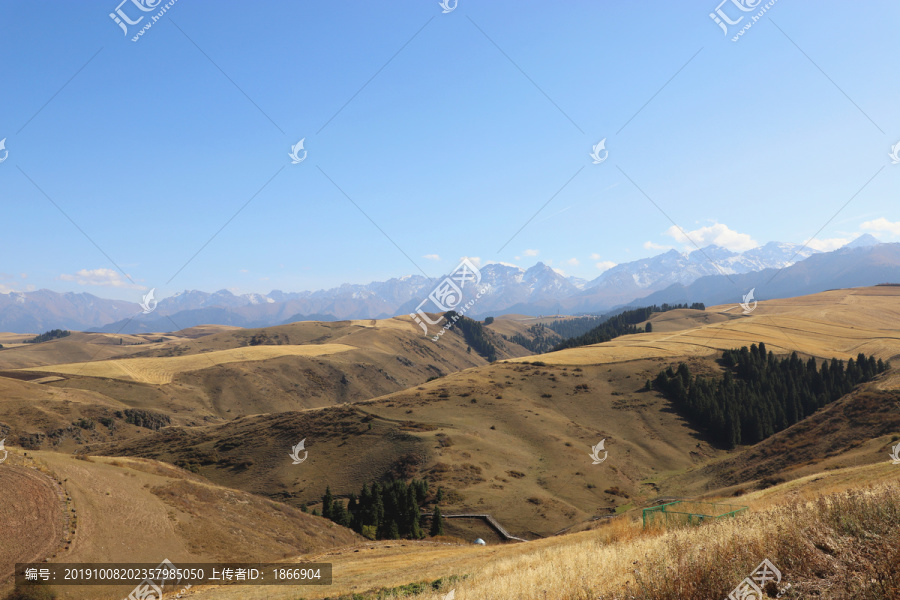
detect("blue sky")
(1, 0), (898, 301)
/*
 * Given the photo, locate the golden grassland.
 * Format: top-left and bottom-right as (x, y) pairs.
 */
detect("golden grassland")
(17, 343), (357, 384)
(4, 287), (900, 599)
(508, 287), (900, 367)
(170, 462), (900, 600)
(1, 450), (362, 600)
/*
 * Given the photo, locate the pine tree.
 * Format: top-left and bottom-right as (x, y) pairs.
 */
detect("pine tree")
(653, 348), (882, 449)
(322, 486), (334, 521)
(430, 506), (445, 536)
(332, 498), (349, 527)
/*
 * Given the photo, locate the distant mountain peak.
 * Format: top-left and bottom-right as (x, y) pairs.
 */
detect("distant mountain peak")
(844, 234), (880, 249)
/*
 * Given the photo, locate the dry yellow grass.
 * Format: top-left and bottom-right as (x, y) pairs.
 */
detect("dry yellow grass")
(179, 462), (900, 600)
(507, 287), (900, 366)
(17, 343), (356, 384)
(178, 462), (900, 600)
(0, 451), (363, 600)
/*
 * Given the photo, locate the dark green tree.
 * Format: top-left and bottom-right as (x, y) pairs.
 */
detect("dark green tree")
(430, 506), (445, 536)
(322, 486), (334, 521)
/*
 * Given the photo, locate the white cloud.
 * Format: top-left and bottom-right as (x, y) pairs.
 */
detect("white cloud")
(0, 283), (33, 294)
(861, 217), (900, 236)
(595, 261), (617, 272)
(423, 254), (441, 261)
(664, 223), (758, 252)
(643, 241), (674, 251)
(58, 268), (144, 289)
(564, 258), (579, 266)
(523, 249), (539, 257)
(460, 256), (481, 268)
(589, 253), (601, 260)
(806, 237), (854, 252)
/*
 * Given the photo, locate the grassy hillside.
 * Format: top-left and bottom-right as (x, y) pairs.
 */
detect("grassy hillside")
(71, 287), (900, 544)
(3, 315), (541, 424)
(19, 343), (357, 384)
(3, 287), (899, 600)
(507, 287), (900, 366)
(0, 449), (362, 600)
(163, 463), (900, 600)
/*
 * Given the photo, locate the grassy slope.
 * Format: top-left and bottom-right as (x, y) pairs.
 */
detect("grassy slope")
(0, 451), (363, 600)
(80, 287), (900, 543)
(509, 287), (900, 367)
(3, 315), (537, 424)
(175, 463), (900, 600)
(4, 287), (900, 599)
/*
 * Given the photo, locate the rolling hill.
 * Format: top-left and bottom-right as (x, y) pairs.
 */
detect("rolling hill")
(2, 286), (899, 600)
(0, 449), (361, 599)
(0, 315), (539, 449)
(81, 287), (900, 543)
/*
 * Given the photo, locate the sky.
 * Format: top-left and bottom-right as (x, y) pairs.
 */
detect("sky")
(1, 0), (898, 301)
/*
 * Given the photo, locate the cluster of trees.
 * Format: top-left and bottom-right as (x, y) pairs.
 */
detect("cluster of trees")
(505, 323), (558, 354)
(544, 303), (704, 343)
(25, 329), (71, 344)
(314, 479), (446, 540)
(653, 343), (889, 448)
(445, 312), (497, 362)
(551, 304), (698, 351)
(544, 315), (606, 339)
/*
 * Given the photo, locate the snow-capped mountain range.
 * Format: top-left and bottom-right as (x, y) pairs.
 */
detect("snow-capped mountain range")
(0, 236), (887, 334)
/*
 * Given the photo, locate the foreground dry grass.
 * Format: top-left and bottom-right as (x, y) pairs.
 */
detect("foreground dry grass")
(18, 344), (356, 384)
(173, 465), (900, 600)
(408, 480), (900, 600)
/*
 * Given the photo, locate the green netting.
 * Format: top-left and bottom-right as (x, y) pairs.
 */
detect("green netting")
(642, 500), (748, 528)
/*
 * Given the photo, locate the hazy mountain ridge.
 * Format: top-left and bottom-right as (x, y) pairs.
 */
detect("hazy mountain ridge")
(0, 237), (887, 333)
